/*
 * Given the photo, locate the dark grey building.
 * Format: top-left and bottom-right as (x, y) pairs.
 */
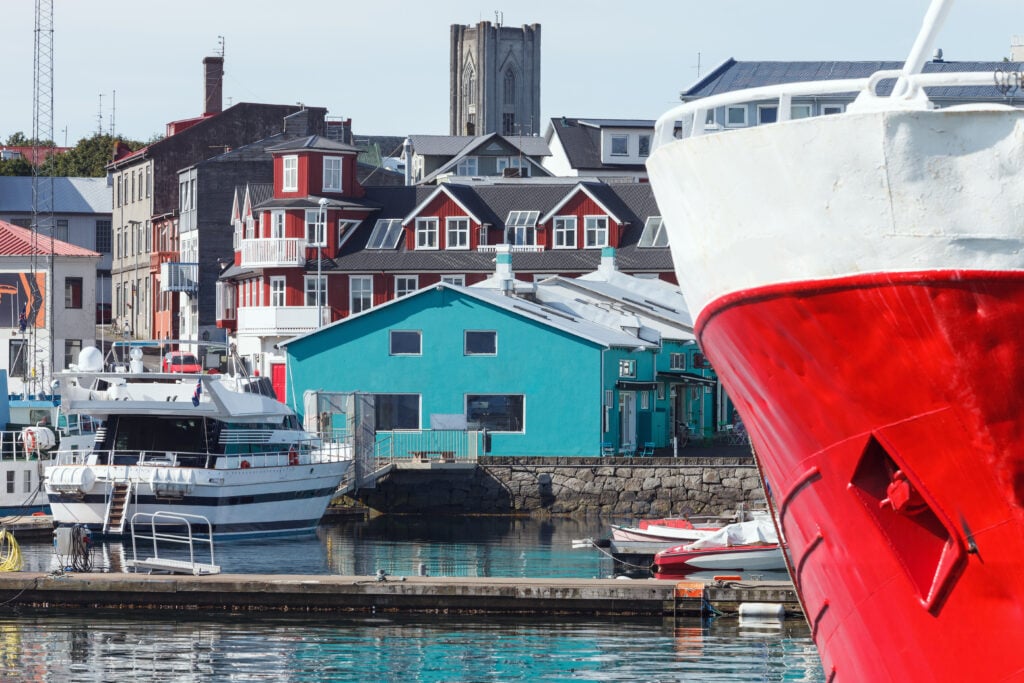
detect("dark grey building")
(450, 20), (541, 137)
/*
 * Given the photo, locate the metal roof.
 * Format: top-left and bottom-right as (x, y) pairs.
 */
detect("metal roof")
(0, 177), (111, 214)
(0, 219), (101, 257)
(282, 282), (658, 351)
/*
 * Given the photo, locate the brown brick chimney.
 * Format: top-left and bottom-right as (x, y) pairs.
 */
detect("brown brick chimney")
(203, 56), (224, 115)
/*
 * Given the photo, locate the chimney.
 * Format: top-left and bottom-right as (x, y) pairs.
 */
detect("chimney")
(203, 56), (224, 115)
(598, 246), (618, 278)
(494, 244), (514, 294)
(403, 138), (413, 186)
(284, 109), (311, 137)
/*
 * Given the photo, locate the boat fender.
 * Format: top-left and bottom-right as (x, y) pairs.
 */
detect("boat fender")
(738, 602), (785, 619)
(288, 446), (299, 466)
(240, 460), (250, 469)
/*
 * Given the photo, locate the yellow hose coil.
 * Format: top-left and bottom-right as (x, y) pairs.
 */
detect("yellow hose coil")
(0, 530), (22, 572)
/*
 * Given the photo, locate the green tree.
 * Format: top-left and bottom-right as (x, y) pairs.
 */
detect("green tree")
(4, 132), (55, 147)
(0, 157), (32, 176)
(32, 134), (145, 177)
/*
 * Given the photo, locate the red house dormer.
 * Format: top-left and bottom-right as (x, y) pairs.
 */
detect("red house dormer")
(539, 182), (627, 251)
(401, 185), (484, 251)
(266, 136), (365, 200)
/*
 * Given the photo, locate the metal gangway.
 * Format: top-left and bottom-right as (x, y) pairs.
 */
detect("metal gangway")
(124, 511), (220, 575)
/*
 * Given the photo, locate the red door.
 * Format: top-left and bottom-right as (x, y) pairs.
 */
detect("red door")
(270, 363), (286, 403)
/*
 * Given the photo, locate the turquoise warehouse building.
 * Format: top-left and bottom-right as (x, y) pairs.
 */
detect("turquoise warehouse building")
(282, 283), (667, 457)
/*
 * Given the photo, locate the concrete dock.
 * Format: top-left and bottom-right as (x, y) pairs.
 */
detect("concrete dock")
(0, 571), (802, 619)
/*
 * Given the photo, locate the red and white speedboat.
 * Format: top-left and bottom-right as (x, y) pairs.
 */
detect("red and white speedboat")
(647, 1), (1024, 680)
(652, 520), (784, 576)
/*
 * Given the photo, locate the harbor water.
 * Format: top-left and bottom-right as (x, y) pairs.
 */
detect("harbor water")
(5, 515), (825, 681)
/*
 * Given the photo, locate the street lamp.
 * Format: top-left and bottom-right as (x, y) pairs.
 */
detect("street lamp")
(317, 197), (328, 327)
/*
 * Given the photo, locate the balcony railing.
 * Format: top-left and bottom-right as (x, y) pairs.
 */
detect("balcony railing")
(236, 305), (331, 335)
(160, 262), (199, 294)
(240, 238), (307, 268)
(476, 244), (545, 253)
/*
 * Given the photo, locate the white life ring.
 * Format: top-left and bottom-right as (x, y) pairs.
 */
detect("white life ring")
(23, 429), (36, 452)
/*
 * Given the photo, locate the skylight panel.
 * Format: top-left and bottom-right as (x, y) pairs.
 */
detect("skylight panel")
(638, 216), (668, 248)
(366, 219), (404, 249)
(506, 210), (539, 228)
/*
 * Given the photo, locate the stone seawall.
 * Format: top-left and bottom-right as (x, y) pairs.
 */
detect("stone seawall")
(355, 456), (768, 517)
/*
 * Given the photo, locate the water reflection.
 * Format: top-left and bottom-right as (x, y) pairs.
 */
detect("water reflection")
(6, 516), (823, 681)
(0, 611), (824, 682)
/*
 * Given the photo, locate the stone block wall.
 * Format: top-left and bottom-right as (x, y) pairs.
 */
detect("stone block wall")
(354, 456), (767, 518)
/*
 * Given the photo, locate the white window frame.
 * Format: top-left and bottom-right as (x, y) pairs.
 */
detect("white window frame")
(638, 216), (668, 248)
(496, 157), (530, 177)
(337, 219), (360, 248)
(441, 274), (465, 286)
(638, 135), (651, 157)
(270, 276), (286, 307)
(584, 215), (609, 248)
(506, 210), (539, 246)
(395, 275), (418, 298)
(456, 157), (478, 176)
(304, 275), (326, 307)
(446, 217), (470, 250)
(552, 216), (577, 249)
(323, 156), (343, 192)
(757, 104), (778, 124)
(305, 210), (326, 247)
(791, 103), (812, 119)
(282, 155), (298, 192)
(610, 134), (628, 156)
(415, 217), (438, 250)
(271, 210), (285, 239)
(822, 104), (845, 115)
(725, 106), (747, 127)
(350, 275), (373, 314)
(619, 359), (636, 378)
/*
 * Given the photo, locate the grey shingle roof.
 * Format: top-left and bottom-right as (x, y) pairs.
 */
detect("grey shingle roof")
(684, 59), (1024, 101)
(545, 118), (649, 172)
(330, 181), (672, 274)
(409, 133), (549, 157)
(265, 135), (361, 154)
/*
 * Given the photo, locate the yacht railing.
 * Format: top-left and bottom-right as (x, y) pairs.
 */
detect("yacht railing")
(653, 0), (1003, 148)
(653, 70), (1008, 148)
(125, 511), (220, 575)
(52, 442), (345, 469)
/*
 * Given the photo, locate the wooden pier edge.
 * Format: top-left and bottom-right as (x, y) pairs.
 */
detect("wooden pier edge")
(0, 573), (802, 618)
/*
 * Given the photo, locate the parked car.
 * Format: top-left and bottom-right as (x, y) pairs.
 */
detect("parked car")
(162, 351), (202, 374)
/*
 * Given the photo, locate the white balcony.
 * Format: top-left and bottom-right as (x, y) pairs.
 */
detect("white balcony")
(236, 305), (330, 336)
(160, 262), (199, 293)
(240, 238), (308, 268)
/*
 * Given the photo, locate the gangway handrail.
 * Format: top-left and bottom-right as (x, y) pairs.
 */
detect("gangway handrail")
(125, 511), (220, 575)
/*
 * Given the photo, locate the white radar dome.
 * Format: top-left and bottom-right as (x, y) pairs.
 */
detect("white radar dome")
(78, 346), (104, 372)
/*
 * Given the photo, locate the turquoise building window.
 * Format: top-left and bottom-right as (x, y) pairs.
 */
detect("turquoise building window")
(390, 330), (421, 355)
(465, 330), (497, 355)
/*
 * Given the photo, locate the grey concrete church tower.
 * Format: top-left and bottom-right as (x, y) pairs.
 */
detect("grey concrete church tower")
(450, 20), (541, 136)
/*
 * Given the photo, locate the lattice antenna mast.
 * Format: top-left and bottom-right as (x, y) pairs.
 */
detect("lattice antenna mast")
(31, 0), (55, 396)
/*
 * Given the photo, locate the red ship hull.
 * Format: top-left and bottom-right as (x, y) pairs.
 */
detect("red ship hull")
(699, 270), (1024, 681)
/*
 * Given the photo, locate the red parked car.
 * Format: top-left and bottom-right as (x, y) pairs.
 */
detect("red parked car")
(162, 351), (202, 373)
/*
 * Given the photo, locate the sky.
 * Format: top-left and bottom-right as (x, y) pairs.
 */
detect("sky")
(3, 0), (1024, 146)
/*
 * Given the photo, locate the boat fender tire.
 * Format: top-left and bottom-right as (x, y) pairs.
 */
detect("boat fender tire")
(240, 460), (250, 469)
